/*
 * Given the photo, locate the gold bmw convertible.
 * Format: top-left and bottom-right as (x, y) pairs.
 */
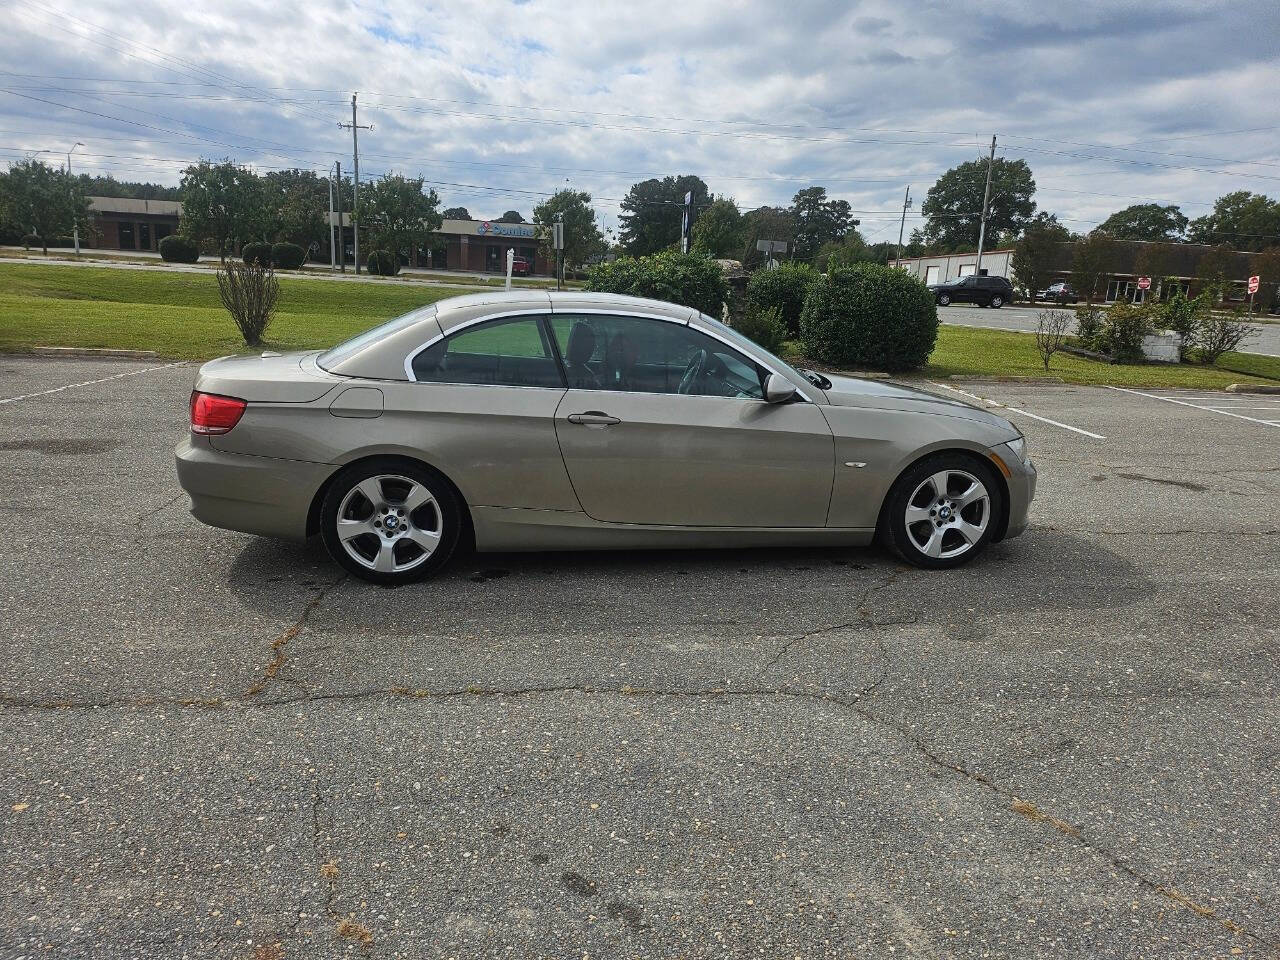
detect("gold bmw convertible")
(176, 291), (1035, 584)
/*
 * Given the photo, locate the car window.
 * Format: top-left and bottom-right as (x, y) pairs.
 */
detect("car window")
(319, 305), (437, 370)
(412, 315), (563, 388)
(550, 314), (765, 399)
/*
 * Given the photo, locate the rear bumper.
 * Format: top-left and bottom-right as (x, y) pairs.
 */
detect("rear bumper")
(175, 435), (332, 541)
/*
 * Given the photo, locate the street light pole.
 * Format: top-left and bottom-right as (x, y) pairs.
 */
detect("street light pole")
(67, 142), (84, 255)
(327, 165), (336, 271)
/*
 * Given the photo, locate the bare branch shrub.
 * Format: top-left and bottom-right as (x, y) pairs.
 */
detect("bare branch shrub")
(216, 260), (279, 347)
(1194, 310), (1253, 364)
(1034, 309), (1071, 370)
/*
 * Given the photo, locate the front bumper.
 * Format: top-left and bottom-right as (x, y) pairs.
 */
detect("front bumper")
(997, 443), (1036, 540)
(175, 435), (333, 541)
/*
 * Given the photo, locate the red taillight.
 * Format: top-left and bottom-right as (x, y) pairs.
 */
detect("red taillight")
(190, 391), (246, 435)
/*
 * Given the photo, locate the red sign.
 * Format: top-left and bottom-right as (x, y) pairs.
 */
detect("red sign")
(1136, 276), (1151, 290)
(1248, 275), (1260, 294)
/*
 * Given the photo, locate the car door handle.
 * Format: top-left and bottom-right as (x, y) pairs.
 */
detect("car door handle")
(567, 411), (621, 426)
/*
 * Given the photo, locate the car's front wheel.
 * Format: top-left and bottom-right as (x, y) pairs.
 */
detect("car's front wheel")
(990, 295), (1004, 308)
(320, 458), (462, 584)
(880, 454), (1004, 569)
(937, 293), (951, 306)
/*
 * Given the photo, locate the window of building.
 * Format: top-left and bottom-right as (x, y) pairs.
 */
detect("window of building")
(411, 316), (562, 388)
(117, 222), (135, 250)
(549, 314), (765, 399)
(139, 223), (151, 250)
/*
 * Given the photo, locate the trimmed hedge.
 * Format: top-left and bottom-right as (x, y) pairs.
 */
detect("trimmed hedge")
(745, 263), (819, 337)
(158, 235), (200, 263)
(241, 242), (273, 267)
(365, 249), (401, 276)
(733, 306), (787, 354)
(799, 264), (938, 372)
(271, 242), (306, 269)
(585, 249), (728, 318)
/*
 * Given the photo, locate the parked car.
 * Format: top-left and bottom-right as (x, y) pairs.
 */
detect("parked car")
(928, 275), (1014, 308)
(511, 255), (531, 276)
(176, 291), (1036, 583)
(1038, 282), (1079, 305)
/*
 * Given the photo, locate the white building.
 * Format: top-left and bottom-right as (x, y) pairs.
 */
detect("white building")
(895, 248), (1015, 287)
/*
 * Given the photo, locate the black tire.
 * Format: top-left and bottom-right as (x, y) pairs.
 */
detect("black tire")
(937, 294), (951, 306)
(320, 457), (462, 585)
(990, 295), (1004, 308)
(879, 453), (1005, 570)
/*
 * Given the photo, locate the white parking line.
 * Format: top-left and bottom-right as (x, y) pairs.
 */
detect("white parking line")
(0, 361), (186, 405)
(1107, 386), (1280, 428)
(926, 381), (1107, 439)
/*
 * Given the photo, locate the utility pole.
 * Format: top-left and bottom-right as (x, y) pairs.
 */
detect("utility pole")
(67, 142), (84, 255)
(334, 161), (345, 274)
(975, 134), (996, 276)
(338, 94), (371, 274)
(894, 185), (912, 270)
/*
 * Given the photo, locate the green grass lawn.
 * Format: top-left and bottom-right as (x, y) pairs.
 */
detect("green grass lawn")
(1, 262), (1276, 389)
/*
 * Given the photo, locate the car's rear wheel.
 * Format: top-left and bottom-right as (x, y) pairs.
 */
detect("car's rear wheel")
(880, 454), (1004, 569)
(320, 459), (462, 585)
(990, 295), (1004, 308)
(937, 293), (951, 306)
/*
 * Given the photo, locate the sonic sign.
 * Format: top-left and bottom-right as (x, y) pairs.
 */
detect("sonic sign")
(475, 221), (537, 239)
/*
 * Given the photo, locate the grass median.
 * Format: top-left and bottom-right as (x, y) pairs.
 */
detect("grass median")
(1, 262), (1276, 388)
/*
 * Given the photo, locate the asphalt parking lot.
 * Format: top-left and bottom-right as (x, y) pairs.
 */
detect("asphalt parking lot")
(938, 303), (1280, 357)
(1, 354), (1277, 959)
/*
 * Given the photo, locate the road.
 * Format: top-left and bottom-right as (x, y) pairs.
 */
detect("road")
(939, 302), (1280, 356)
(1, 355), (1277, 958)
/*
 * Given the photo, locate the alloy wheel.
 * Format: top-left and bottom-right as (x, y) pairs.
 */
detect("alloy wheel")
(334, 474), (442, 574)
(903, 468), (990, 560)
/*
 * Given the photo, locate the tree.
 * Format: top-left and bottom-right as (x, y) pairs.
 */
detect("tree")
(178, 160), (269, 260)
(73, 174), (180, 201)
(815, 230), (874, 272)
(1011, 219), (1068, 302)
(262, 169), (330, 253)
(739, 205), (793, 270)
(690, 197), (744, 258)
(1072, 231), (1115, 305)
(1096, 203), (1187, 242)
(1188, 192), (1280, 252)
(0, 160), (91, 254)
(362, 174), (443, 264)
(919, 157), (1036, 250)
(1249, 247), (1280, 312)
(1134, 242), (1183, 299)
(1195, 242), (1241, 301)
(1035, 309), (1071, 370)
(442, 206), (471, 220)
(789, 186), (855, 262)
(496, 210), (525, 223)
(617, 174), (710, 256)
(533, 189), (605, 273)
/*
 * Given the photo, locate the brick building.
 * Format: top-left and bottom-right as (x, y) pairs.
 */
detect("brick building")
(85, 197), (181, 251)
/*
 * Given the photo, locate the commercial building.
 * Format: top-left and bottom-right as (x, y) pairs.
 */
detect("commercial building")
(84, 196), (181, 252)
(895, 249), (1014, 287)
(327, 216), (553, 275)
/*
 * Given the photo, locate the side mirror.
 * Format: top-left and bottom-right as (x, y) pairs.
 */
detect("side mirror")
(763, 372), (798, 404)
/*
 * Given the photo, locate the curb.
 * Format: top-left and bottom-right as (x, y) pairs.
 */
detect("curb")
(10, 346), (161, 360)
(1225, 382), (1280, 394)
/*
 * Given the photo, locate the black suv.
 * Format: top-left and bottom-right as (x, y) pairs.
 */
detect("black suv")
(928, 274), (1014, 308)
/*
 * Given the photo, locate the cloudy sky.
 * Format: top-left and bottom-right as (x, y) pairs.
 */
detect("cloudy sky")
(2, 0), (1278, 240)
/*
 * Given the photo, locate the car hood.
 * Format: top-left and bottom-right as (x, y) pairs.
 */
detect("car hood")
(819, 374), (1019, 435)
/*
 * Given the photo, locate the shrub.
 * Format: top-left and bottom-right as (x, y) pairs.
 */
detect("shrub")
(1074, 305), (1104, 349)
(1194, 310), (1252, 363)
(365, 249), (401, 276)
(158, 234), (200, 263)
(744, 263), (819, 337)
(271, 242), (306, 269)
(241, 241), (273, 267)
(586, 249), (728, 317)
(799, 263), (938, 372)
(216, 261), (279, 347)
(1154, 290), (1204, 361)
(1099, 302), (1153, 364)
(733, 305), (787, 354)
(1035, 310), (1071, 370)
(20, 234), (39, 249)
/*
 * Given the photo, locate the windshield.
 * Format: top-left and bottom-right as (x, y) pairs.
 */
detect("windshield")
(696, 312), (816, 388)
(317, 305), (437, 371)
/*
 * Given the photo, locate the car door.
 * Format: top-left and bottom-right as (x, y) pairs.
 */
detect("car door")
(548, 313), (834, 527)
(391, 313), (580, 512)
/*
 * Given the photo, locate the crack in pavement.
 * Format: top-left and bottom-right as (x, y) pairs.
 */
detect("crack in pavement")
(1030, 524), (1280, 537)
(764, 570), (904, 669)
